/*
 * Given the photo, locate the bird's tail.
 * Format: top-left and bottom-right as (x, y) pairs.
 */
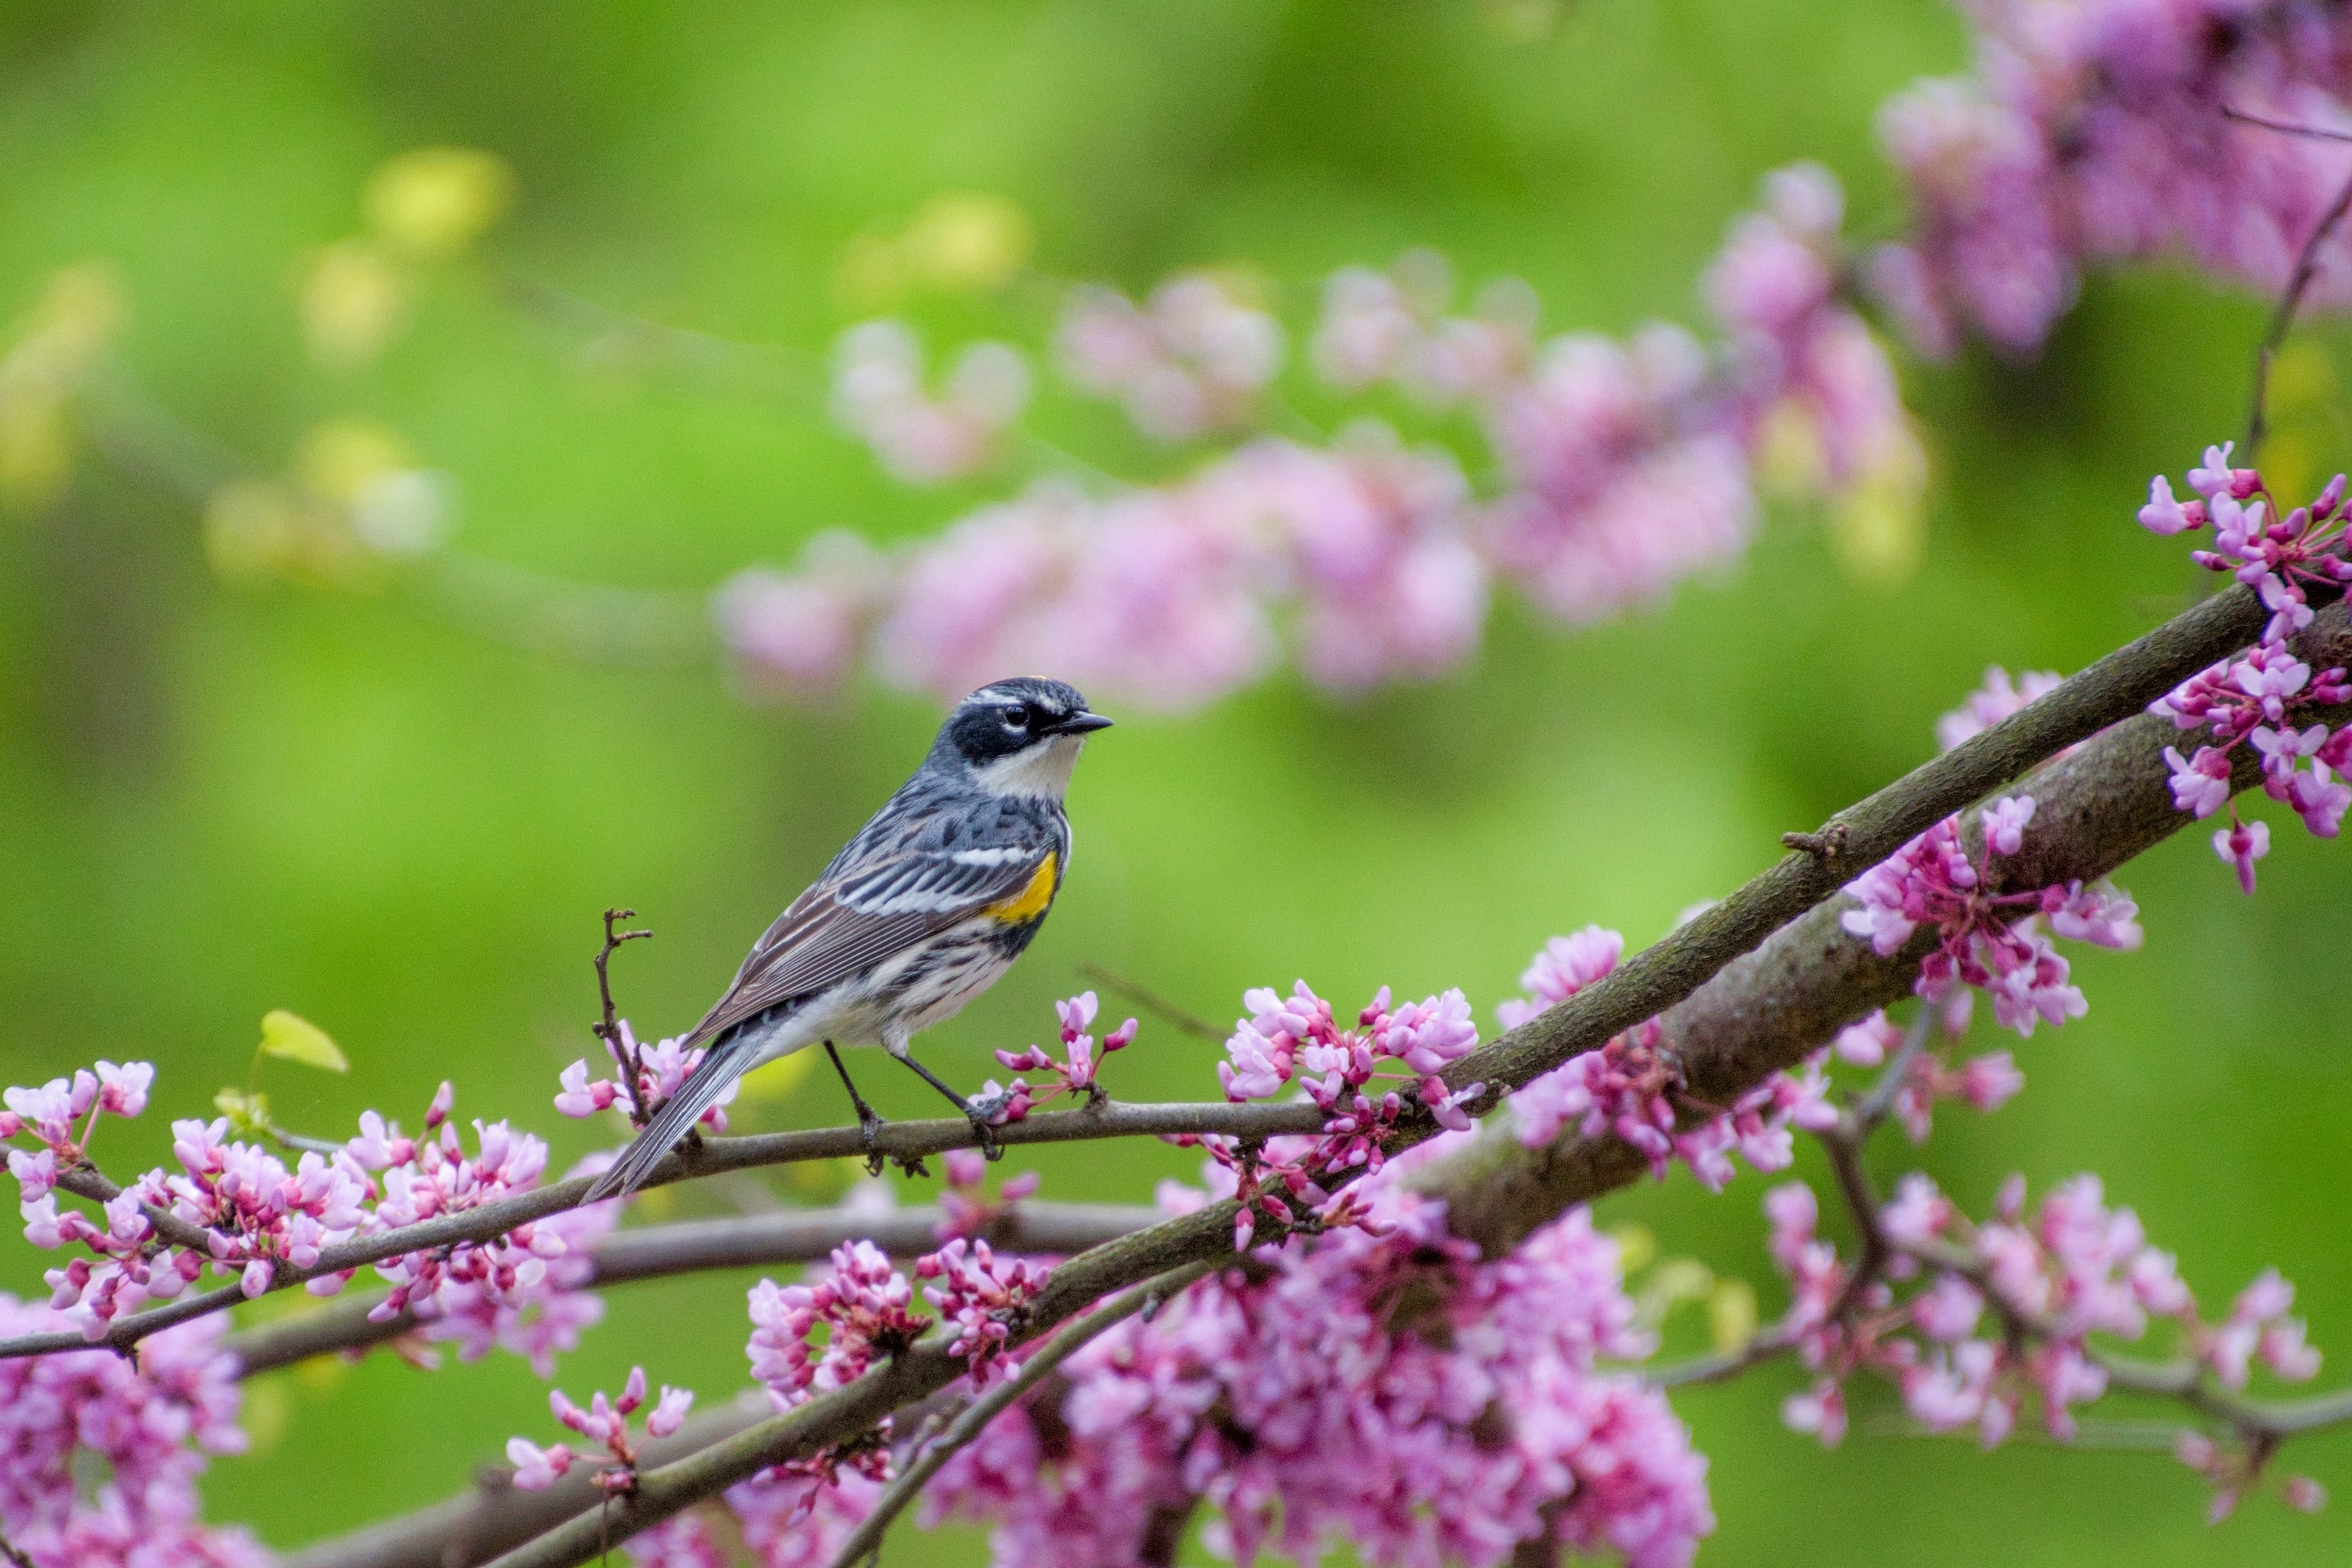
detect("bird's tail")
(584, 1032), (753, 1202)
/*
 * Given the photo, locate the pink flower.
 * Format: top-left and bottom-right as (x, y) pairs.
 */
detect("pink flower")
(1937, 666), (2063, 753)
(507, 1438), (575, 1491)
(1832, 1011), (1900, 1067)
(2213, 818), (2271, 895)
(1981, 795), (2035, 856)
(1782, 1380), (1847, 1446)
(831, 320), (1029, 484)
(2163, 746), (2234, 818)
(1957, 1052), (2024, 1113)
(2138, 474), (2200, 534)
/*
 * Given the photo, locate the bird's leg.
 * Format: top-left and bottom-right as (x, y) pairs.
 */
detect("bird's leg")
(825, 1041), (888, 1176)
(888, 1048), (1004, 1161)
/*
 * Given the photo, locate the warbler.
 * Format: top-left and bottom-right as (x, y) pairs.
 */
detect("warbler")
(587, 678), (1111, 1200)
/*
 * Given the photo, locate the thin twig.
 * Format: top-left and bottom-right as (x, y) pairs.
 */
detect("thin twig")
(2223, 107), (2352, 458)
(1076, 963), (1224, 1040)
(222, 1201), (1159, 1377)
(592, 909), (656, 1125)
(1851, 1008), (1937, 1135)
(820, 1261), (1218, 1568)
(2221, 105), (2352, 145)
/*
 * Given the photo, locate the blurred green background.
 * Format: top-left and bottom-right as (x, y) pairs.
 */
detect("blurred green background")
(3, 0), (2350, 1562)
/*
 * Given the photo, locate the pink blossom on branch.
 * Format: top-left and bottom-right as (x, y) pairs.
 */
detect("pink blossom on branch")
(1870, 2), (2352, 358)
(926, 1182), (1713, 1568)
(1764, 1171), (2323, 1469)
(715, 163), (1913, 714)
(989, 988), (1138, 1113)
(830, 319), (1030, 484)
(1056, 272), (1285, 442)
(554, 1019), (740, 1134)
(2136, 446), (2352, 885)
(0, 1298), (261, 1568)
(1204, 978), (1485, 1249)
(505, 1364), (694, 1495)
(1500, 927), (1837, 1191)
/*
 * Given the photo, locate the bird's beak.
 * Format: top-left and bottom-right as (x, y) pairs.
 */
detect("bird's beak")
(1051, 710), (1114, 736)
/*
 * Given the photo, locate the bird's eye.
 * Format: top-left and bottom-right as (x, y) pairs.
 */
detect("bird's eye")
(1000, 704), (1031, 731)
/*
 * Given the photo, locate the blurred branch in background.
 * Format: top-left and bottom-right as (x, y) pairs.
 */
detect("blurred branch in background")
(222, 1200), (1158, 1377)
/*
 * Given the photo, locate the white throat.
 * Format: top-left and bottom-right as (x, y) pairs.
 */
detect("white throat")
(970, 734), (1084, 799)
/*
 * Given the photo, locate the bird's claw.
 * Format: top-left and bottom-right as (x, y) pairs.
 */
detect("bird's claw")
(960, 1098), (1007, 1161)
(857, 1106), (887, 1178)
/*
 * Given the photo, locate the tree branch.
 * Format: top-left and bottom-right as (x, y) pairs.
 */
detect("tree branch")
(1411, 593), (2352, 1256)
(820, 1260), (1218, 1568)
(223, 1202), (1158, 1378)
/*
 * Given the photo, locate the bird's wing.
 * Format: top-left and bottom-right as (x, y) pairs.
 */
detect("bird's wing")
(681, 843), (1056, 1047)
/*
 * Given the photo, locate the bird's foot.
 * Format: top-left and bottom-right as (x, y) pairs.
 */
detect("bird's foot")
(960, 1098), (1008, 1161)
(856, 1104), (887, 1178)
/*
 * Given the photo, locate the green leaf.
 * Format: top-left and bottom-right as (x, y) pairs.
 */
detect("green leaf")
(214, 1086), (271, 1136)
(258, 1010), (348, 1073)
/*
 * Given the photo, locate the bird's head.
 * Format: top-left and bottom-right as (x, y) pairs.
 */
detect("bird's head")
(935, 678), (1112, 799)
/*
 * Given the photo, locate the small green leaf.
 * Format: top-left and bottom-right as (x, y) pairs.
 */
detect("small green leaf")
(259, 1010), (348, 1073)
(214, 1086), (272, 1135)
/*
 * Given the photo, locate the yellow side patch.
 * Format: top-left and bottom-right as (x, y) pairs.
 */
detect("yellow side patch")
(983, 851), (1058, 925)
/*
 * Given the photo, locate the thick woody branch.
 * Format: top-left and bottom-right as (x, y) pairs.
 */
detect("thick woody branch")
(1413, 595), (2352, 1257)
(224, 1202), (1158, 1377)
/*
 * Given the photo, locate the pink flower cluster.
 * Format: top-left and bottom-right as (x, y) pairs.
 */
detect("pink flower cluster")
(1868, 0), (2352, 358)
(5, 1061), (612, 1374)
(1834, 1008), (2025, 1145)
(506, 1364), (694, 1494)
(717, 162), (1912, 714)
(745, 1240), (929, 1410)
(348, 1085), (615, 1377)
(1499, 927), (1837, 1190)
(728, 1233), (1044, 1547)
(1207, 979), (1485, 1249)
(987, 989), (1138, 1117)
(0, 1298), (261, 1568)
(830, 319), (1029, 484)
(1841, 800), (2143, 1037)
(2140, 446), (2352, 888)
(555, 1020), (739, 1135)
(1704, 162), (1917, 497)
(1054, 273), (1284, 442)
(926, 1177), (1713, 1568)
(1311, 248), (1537, 407)
(1767, 1171), (2321, 1460)
(1481, 325), (1756, 626)
(916, 1237), (1050, 1385)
